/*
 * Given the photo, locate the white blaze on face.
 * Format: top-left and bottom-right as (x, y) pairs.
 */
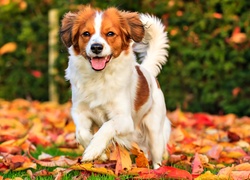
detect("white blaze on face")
(86, 12), (112, 71)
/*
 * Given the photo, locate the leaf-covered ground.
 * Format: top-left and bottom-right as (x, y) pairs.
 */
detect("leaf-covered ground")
(0, 99), (250, 179)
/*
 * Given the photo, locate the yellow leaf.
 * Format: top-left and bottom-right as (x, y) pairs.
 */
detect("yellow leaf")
(195, 171), (231, 180)
(221, 151), (245, 158)
(70, 163), (116, 176)
(14, 177), (23, 180)
(0, 42), (17, 55)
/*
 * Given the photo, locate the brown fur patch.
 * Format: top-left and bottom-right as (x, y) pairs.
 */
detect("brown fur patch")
(135, 66), (149, 112)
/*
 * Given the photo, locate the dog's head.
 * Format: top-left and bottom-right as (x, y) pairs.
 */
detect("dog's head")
(60, 6), (144, 71)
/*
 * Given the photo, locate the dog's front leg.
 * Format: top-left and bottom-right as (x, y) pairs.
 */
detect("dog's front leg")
(71, 107), (93, 149)
(82, 113), (134, 162)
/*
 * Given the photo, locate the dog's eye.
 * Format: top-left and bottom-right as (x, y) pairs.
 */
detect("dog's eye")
(82, 31), (90, 37)
(107, 31), (115, 37)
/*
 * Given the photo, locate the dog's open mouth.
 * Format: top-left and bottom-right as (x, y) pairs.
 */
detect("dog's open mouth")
(89, 55), (112, 71)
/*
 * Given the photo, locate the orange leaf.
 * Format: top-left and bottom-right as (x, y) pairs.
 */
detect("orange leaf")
(131, 143), (149, 168)
(110, 144), (132, 175)
(233, 163), (250, 171)
(213, 13), (222, 19)
(0, 42), (17, 55)
(0, 145), (21, 154)
(9, 155), (36, 171)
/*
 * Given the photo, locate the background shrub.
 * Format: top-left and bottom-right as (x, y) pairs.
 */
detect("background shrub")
(0, 0), (249, 116)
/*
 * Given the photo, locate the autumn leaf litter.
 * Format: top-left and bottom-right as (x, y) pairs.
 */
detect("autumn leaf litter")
(0, 99), (250, 179)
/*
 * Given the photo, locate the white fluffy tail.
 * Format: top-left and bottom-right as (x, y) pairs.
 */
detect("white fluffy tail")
(133, 14), (169, 77)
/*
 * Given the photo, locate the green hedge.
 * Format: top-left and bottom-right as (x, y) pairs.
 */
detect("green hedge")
(0, 0), (249, 116)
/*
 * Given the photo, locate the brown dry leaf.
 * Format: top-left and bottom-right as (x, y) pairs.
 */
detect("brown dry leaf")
(110, 144), (132, 175)
(168, 154), (187, 164)
(2, 155), (37, 171)
(29, 153), (78, 167)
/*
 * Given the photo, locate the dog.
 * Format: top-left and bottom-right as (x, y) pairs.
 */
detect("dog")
(60, 6), (171, 169)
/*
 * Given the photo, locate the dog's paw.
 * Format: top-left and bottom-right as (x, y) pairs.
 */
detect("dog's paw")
(81, 144), (105, 162)
(98, 153), (108, 161)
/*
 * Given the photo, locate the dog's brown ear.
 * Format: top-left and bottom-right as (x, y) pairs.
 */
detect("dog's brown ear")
(60, 12), (77, 48)
(120, 11), (145, 42)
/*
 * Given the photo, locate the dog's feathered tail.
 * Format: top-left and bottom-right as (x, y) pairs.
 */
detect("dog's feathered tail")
(133, 14), (169, 77)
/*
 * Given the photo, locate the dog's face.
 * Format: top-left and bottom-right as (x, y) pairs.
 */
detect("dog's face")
(60, 7), (145, 71)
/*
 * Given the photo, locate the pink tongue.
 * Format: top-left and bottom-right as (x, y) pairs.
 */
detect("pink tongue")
(90, 57), (107, 70)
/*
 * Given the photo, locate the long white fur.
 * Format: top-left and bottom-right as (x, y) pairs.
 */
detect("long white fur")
(65, 11), (171, 169)
(134, 14), (169, 77)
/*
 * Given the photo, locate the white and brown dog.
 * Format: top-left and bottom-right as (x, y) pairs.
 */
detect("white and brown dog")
(60, 6), (171, 169)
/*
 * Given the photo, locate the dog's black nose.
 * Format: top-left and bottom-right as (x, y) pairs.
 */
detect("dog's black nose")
(91, 43), (103, 54)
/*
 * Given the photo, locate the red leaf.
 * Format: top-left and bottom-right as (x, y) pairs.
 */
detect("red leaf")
(31, 70), (42, 78)
(193, 113), (214, 127)
(0, 146), (21, 154)
(28, 134), (51, 147)
(136, 166), (192, 180)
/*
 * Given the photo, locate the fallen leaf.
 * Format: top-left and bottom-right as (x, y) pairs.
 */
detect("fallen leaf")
(135, 166), (192, 179)
(169, 154), (187, 164)
(0, 42), (17, 55)
(130, 143), (149, 168)
(227, 131), (240, 142)
(191, 153), (204, 176)
(233, 163), (250, 171)
(206, 144), (223, 160)
(231, 171), (250, 180)
(195, 170), (231, 180)
(110, 144), (132, 175)
(30, 154), (78, 167)
(70, 163), (116, 176)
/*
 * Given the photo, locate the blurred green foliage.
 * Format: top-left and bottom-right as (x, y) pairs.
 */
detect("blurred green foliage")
(0, 0), (249, 116)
